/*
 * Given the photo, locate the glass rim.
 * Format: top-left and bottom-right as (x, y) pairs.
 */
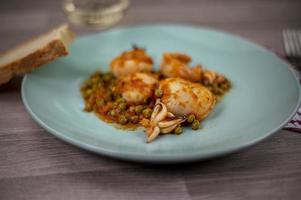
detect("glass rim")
(63, 0), (130, 16)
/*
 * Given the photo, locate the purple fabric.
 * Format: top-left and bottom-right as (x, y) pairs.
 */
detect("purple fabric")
(281, 55), (301, 132)
(284, 106), (301, 132)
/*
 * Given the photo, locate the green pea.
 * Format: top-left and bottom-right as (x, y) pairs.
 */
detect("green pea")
(113, 93), (122, 100)
(109, 110), (116, 117)
(116, 98), (126, 104)
(135, 105), (144, 114)
(119, 115), (128, 125)
(92, 84), (98, 92)
(217, 88), (224, 95)
(130, 115), (139, 124)
(174, 126), (183, 135)
(118, 102), (127, 111)
(221, 82), (230, 90)
(220, 83), (227, 90)
(91, 71), (101, 78)
(93, 105), (98, 112)
(191, 120), (200, 130)
(112, 101), (119, 108)
(96, 99), (105, 107)
(91, 76), (100, 84)
(84, 103), (93, 112)
(155, 89), (163, 98)
(142, 108), (152, 118)
(129, 106), (136, 113)
(97, 81), (103, 88)
(187, 114), (195, 123)
(103, 73), (113, 82)
(84, 89), (93, 98)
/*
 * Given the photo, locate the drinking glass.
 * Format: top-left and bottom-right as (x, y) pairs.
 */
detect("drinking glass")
(63, 0), (129, 28)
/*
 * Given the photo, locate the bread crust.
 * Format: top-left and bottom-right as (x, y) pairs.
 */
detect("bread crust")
(0, 25), (74, 85)
(0, 67), (13, 85)
(0, 40), (68, 85)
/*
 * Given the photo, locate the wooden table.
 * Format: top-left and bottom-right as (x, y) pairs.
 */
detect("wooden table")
(1, 0), (301, 199)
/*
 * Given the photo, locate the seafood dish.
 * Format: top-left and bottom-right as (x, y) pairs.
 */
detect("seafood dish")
(80, 46), (231, 143)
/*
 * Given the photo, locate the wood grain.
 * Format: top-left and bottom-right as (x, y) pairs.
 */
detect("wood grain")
(0, 0), (301, 199)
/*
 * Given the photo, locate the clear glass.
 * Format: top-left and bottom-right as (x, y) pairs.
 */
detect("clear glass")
(63, 0), (129, 28)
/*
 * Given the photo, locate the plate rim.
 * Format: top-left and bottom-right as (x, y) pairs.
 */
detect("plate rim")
(21, 24), (301, 163)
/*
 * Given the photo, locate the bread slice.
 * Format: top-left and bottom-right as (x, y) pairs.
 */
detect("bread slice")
(0, 24), (75, 85)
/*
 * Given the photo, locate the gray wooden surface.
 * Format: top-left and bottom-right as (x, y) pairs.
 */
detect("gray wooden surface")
(1, 0), (301, 199)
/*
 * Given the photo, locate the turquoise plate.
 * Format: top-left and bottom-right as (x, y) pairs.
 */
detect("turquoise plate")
(22, 25), (300, 163)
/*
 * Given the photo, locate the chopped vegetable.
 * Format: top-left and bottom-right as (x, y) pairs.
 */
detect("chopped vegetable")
(83, 89), (93, 98)
(135, 105), (144, 115)
(119, 115), (128, 125)
(118, 102), (127, 111)
(116, 97), (126, 103)
(174, 126), (183, 135)
(155, 89), (163, 98)
(142, 108), (152, 118)
(130, 115), (139, 124)
(191, 120), (200, 130)
(109, 110), (116, 117)
(103, 73), (113, 82)
(96, 99), (104, 107)
(129, 106), (135, 113)
(187, 114), (195, 123)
